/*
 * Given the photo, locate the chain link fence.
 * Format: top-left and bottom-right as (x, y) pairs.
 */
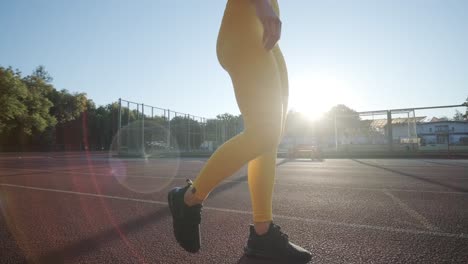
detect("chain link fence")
(329, 109), (419, 153)
(114, 99), (243, 157)
(283, 103), (468, 156)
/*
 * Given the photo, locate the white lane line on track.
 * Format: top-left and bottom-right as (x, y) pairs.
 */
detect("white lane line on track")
(0, 183), (168, 205)
(1, 183), (467, 240)
(383, 190), (439, 231)
(3, 167), (468, 195)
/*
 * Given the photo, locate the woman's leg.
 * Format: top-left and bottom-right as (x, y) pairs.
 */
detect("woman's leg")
(247, 148), (278, 228)
(248, 45), (289, 234)
(188, 52), (284, 203)
(272, 46), (289, 130)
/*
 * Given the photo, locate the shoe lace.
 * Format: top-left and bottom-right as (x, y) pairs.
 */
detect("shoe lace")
(186, 179), (193, 187)
(184, 179), (202, 223)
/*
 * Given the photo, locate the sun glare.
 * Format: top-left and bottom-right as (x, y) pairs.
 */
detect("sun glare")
(289, 71), (351, 120)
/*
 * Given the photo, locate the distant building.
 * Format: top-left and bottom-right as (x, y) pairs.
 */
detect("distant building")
(370, 117), (427, 143)
(370, 117), (468, 145)
(280, 117), (468, 151)
(418, 121), (468, 145)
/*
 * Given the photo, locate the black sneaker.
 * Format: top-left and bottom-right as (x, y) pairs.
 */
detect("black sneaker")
(244, 223), (312, 263)
(168, 179), (203, 253)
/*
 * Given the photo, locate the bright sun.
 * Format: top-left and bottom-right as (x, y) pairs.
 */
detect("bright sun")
(289, 71), (351, 120)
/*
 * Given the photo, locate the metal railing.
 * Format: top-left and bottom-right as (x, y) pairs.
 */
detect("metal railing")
(114, 98), (243, 156)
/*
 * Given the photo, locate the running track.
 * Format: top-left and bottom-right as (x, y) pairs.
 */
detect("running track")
(1, 152), (468, 263)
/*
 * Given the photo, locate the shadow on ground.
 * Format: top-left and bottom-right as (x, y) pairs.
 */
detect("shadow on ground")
(285, 158), (324, 163)
(424, 160), (468, 168)
(237, 255), (310, 264)
(29, 208), (170, 264)
(352, 159), (468, 193)
(209, 159), (290, 198)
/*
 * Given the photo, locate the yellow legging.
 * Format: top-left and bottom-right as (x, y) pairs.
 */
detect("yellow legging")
(193, 0), (287, 222)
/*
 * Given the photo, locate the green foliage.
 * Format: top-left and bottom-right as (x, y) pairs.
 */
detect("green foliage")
(284, 104), (375, 147)
(120, 106), (138, 124)
(203, 113), (243, 146)
(0, 66), (94, 150)
(284, 110), (312, 137)
(216, 113), (237, 121)
(463, 96), (468, 119)
(0, 65), (383, 152)
(0, 67), (28, 134)
(453, 110), (464, 121)
(86, 102), (119, 150)
(170, 116), (203, 150)
(325, 104), (372, 137)
(325, 104), (361, 128)
(48, 89), (88, 124)
(21, 80), (56, 135)
(31, 65), (53, 83)
(0, 66), (57, 140)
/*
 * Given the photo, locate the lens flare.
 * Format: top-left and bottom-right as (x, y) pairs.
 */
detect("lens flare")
(109, 120), (181, 194)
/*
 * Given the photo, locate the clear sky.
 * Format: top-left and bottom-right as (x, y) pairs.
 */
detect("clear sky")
(1, 0), (467, 119)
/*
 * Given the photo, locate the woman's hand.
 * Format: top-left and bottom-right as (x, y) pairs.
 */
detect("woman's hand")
(251, 0), (281, 50)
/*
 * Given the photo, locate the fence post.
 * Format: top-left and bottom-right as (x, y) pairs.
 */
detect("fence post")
(167, 110), (171, 149)
(126, 101), (130, 154)
(141, 103), (145, 156)
(334, 114), (338, 151)
(202, 118), (206, 148)
(387, 110), (393, 152)
(187, 114), (191, 152)
(118, 98), (122, 153)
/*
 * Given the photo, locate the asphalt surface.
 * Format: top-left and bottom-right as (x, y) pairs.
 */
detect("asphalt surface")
(0, 152), (467, 264)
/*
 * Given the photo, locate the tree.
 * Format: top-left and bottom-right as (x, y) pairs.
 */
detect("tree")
(31, 65), (53, 83)
(169, 116), (202, 150)
(284, 110), (312, 138)
(86, 102), (120, 150)
(143, 114), (169, 151)
(0, 66), (59, 150)
(21, 66), (57, 135)
(325, 104), (361, 124)
(216, 113), (236, 122)
(48, 89), (88, 124)
(314, 104), (376, 147)
(215, 113), (243, 140)
(453, 110), (464, 121)
(463, 96), (468, 119)
(324, 105), (361, 135)
(0, 67), (28, 134)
